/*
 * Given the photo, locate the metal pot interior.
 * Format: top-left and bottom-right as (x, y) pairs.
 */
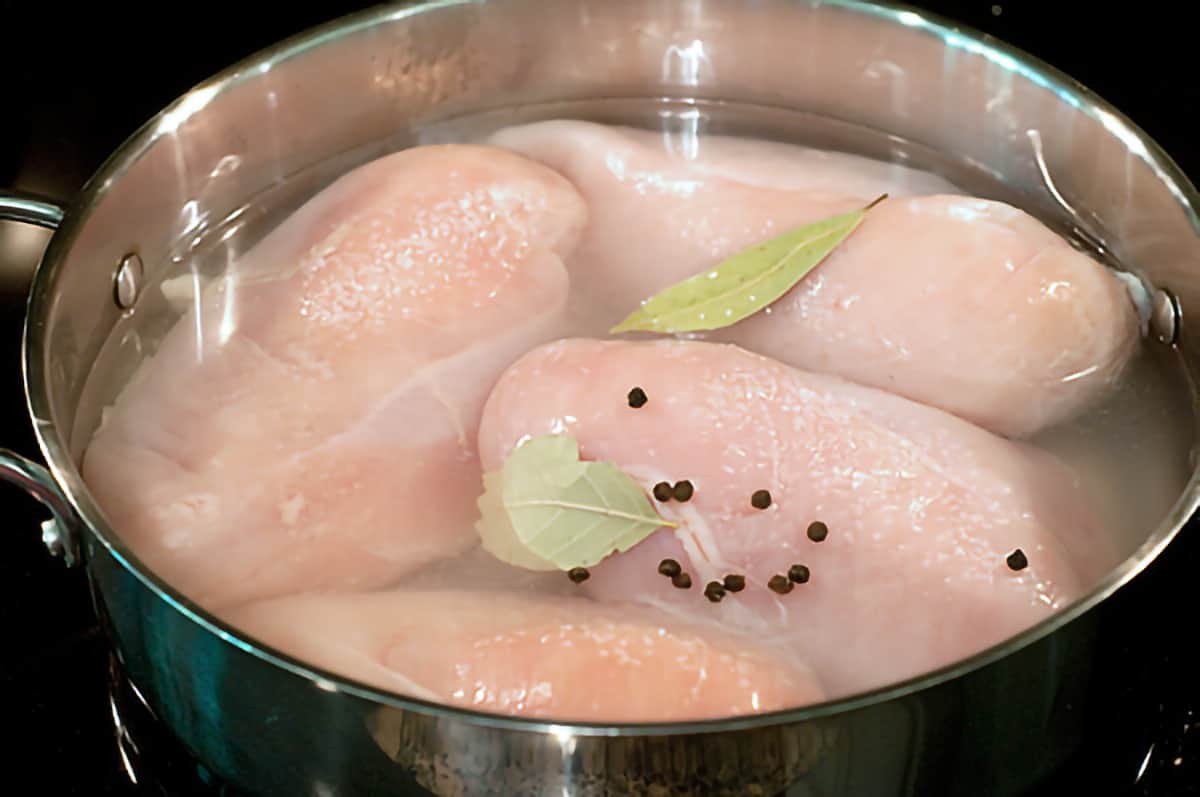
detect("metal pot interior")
(23, 0), (1200, 737)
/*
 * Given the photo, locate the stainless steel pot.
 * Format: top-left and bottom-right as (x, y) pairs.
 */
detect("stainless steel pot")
(3, 1), (1199, 794)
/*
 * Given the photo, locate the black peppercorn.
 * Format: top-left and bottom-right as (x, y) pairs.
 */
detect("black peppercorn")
(1006, 549), (1029, 571)
(788, 564), (810, 584)
(658, 558), (682, 578)
(722, 574), (746, 592)
(768, 575), (794, 595)
(672, 480), (695, 502)
(807, 521), (829, 542)
(567, 567), (590, 584)
(704, 581), (726, 603)
(672, 572), (693, 589)
(751, 489), (772, 509)
(627, 387), (648, 408)
(653, 482), (673, 502)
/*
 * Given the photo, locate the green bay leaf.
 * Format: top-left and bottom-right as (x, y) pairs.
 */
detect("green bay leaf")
(475, 435), (676, 571)
(610, 195), (885, 334)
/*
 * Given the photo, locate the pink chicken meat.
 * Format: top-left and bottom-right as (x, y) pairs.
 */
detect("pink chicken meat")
(489, 120), (1139, 437)
(478, 339), (1108, 698)
(83, 145), (586, 610)
(225, 588), (825, 721)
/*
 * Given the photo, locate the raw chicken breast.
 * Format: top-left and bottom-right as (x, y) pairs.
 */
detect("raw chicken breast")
(478, 339), (1108, 698)
(489, 120), (1139, 437)
(83, 145), (586, 609)
(225, 588), (825, 721)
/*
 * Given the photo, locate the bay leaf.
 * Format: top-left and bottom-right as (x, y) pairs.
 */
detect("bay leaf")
(475, 434), (676, 571)
(610, 195), (886, 334)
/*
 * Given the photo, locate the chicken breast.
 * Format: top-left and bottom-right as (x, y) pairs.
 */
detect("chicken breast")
(83, 145), (586, 610)
(225, 588), (825, 721)
(478, 339), (1108, 698)
(489, 120), (1139, 437)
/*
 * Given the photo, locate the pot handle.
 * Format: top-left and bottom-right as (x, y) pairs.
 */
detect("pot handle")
(0, 450), (81, 566)
(0, 190), (80, 566)
(0, 190), (65, 229)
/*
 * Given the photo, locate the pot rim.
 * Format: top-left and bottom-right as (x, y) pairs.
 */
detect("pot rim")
(24, 0), (1200, 738)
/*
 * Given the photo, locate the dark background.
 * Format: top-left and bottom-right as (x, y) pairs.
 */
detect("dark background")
(1, 1), (1197, 794)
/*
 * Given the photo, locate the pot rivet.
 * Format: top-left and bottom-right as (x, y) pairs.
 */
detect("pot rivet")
(114, 253), (144, 310)
(1150, 288), (1181, 346)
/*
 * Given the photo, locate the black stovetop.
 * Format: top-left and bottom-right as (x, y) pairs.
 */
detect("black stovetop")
(2, 2), (1199, 794)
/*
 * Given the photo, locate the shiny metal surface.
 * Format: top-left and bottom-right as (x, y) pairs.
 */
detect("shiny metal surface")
(112, 253), (143, 311)
(0, 448), (80, 566)
(0, 191), (66, 230)
(1153, 288), (1183, 346)
(5, 0), (1200, 794)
